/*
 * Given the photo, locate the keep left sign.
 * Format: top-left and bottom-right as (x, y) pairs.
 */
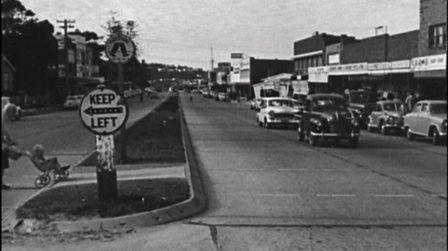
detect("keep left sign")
(79, 87), (128, 135)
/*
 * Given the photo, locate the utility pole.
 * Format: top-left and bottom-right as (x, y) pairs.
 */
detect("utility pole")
(57, 19), (75, 96)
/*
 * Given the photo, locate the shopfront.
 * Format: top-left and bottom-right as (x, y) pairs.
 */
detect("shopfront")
(411, 53), (446, 100)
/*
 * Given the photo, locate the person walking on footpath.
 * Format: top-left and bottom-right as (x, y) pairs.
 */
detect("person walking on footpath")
(2, 105), (15, 189)
(404, 92), (415, 113)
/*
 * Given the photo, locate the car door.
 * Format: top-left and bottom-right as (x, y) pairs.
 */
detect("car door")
(411, 103), (424, 134)
(418, 103), (430, 135)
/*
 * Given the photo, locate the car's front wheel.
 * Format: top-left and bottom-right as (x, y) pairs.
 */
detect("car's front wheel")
(380, 123), (388, 135)
(432, 128), (441, 145)
(308, 133), (317, 146)
(405, 127), (414, 140)
(264, 118), (271, 129)
(297, 124), (304, 141)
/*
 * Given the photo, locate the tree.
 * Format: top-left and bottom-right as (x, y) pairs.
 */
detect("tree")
(1, 0), (35, 34)
(1, 0), (58, 106)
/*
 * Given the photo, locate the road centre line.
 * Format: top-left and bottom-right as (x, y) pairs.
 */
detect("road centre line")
(316, 194), (356, 197)
(372, 194), (414, 197)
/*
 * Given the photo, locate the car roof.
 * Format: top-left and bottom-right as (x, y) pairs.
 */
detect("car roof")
(377, 100), (401, 104)
(308, 93), (344, 99)
(262, 97), (293, 101)
(417, 100), (447, 105)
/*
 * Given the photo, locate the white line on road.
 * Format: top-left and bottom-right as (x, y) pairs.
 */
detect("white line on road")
(277, 168), (308, 172)
(372, 194), (414, 198)
(316, 194), (356, 197)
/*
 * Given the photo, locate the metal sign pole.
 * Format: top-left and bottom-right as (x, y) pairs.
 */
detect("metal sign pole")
(96, 134), (117, 203)
(117, 62), (127, 163)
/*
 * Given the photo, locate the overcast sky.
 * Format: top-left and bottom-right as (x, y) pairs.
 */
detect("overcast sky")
(21, 0), (420, 70)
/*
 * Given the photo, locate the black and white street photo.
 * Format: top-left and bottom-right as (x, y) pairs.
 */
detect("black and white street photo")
(1, 0), (447, 250)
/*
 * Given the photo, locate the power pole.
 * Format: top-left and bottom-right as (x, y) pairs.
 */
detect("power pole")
(57, 19), (75, 96)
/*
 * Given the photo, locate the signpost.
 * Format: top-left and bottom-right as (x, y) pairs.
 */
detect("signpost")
(79, 33), (134, 204)
(80, 86), (128, 203)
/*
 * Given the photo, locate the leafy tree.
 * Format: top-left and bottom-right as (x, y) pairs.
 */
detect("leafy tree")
(1, 0), (35, 34)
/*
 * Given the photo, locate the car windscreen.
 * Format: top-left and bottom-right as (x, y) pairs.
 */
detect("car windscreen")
(430, 103), (447, 114)
(383, 103), (400, 111)
(350, 91), (372, 103)
(268, 99), (294, 107)
(313, 97), (347, 110)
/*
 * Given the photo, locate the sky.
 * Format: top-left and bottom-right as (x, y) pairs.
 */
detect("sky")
(20, 0), (420, 70)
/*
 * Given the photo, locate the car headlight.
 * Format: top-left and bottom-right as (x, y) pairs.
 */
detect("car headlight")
(387, 116), (394, 123)
(351, 118), (359, 127)
(443, 120), (447, 129)
(328, 114), (336, 122)
(268, 111), (275, 118)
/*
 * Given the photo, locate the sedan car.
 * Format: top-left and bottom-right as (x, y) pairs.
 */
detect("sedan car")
(1, 96), (21, 121)
(403, 100), (447, 145)
(297, 93), (360, 147)
(63, 95), (83, 109)
(256, 97), (300, 129)
(367, 100), (404, 135)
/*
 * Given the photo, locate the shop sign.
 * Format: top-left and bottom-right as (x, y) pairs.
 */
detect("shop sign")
(411, 53), (446, 71)
(368, 62), (392, 71)
(328, 62), (368, 75)
(308, 66), (329, 83)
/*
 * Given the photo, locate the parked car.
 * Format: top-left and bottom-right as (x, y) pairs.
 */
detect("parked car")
(63, 95), (83, 109)
(345, 90), (376, 128)
(1, 96), (21, 121)
(297, 93), (360, 147)
(403, 100), (447, 145)
(367, 100), (404, 135)
(256, 97), (300, 129)
(218, 92), (229, 102)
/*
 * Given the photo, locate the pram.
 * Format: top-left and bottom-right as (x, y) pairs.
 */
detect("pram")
(20, 144), (70, 188)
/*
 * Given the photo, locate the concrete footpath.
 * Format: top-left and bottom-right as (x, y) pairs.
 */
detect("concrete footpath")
(1, 94), (173, 232)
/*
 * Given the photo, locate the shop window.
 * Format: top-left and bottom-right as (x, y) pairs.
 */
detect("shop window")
(429, 23), (446, 48)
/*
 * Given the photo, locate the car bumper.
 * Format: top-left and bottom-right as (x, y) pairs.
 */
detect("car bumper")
(310, 131), (360, 139)
(267, 118), (300, 125)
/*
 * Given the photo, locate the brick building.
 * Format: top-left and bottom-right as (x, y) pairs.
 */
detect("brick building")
(412, 0), (446, 100)
(230, 55), (293, 98)
(292, 32), (355, 78)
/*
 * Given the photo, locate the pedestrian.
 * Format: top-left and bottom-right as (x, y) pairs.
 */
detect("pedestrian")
(404, 92), (415, 112)
(2, 105), (20, 189)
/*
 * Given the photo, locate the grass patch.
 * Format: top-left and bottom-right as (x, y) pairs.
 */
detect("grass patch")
(80, 95), (185, 166)
(16, 178), (190, 222)
(117, 95), (185, 164)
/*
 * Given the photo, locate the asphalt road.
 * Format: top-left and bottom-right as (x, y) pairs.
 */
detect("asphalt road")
(182, 93), (447, 250)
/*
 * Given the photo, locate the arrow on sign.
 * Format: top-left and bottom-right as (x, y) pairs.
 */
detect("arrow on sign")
(83, 107), (124, 116)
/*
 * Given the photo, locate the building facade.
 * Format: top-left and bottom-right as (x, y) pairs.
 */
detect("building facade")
(55, 33), (101, 96)
(229, 55), (293, 98)
(292, 32), (355, 79)
(412, 0), (446, 100)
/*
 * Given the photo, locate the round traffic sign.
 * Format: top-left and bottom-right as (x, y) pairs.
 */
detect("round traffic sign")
(79, 87), (129, 135)
(105, 34), (135, 63)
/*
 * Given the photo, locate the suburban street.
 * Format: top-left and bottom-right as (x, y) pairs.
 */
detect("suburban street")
(182, 93), (447, 249)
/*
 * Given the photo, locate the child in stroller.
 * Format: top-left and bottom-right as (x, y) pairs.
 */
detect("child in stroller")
(23, 144), (70, 188)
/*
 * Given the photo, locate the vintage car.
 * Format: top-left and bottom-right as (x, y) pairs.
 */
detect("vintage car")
(297, 93), (360, 147)
(63, 95), (83, 109)
(367, 100), (404, 135)
(256, 97), (300, 129)
(403, 100), (447, 145)
(345, 90), (376, 127)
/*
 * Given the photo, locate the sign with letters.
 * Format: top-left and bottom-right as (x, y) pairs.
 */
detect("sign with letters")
(79, 86), (128, 135)
(105, 34), (135, 63)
